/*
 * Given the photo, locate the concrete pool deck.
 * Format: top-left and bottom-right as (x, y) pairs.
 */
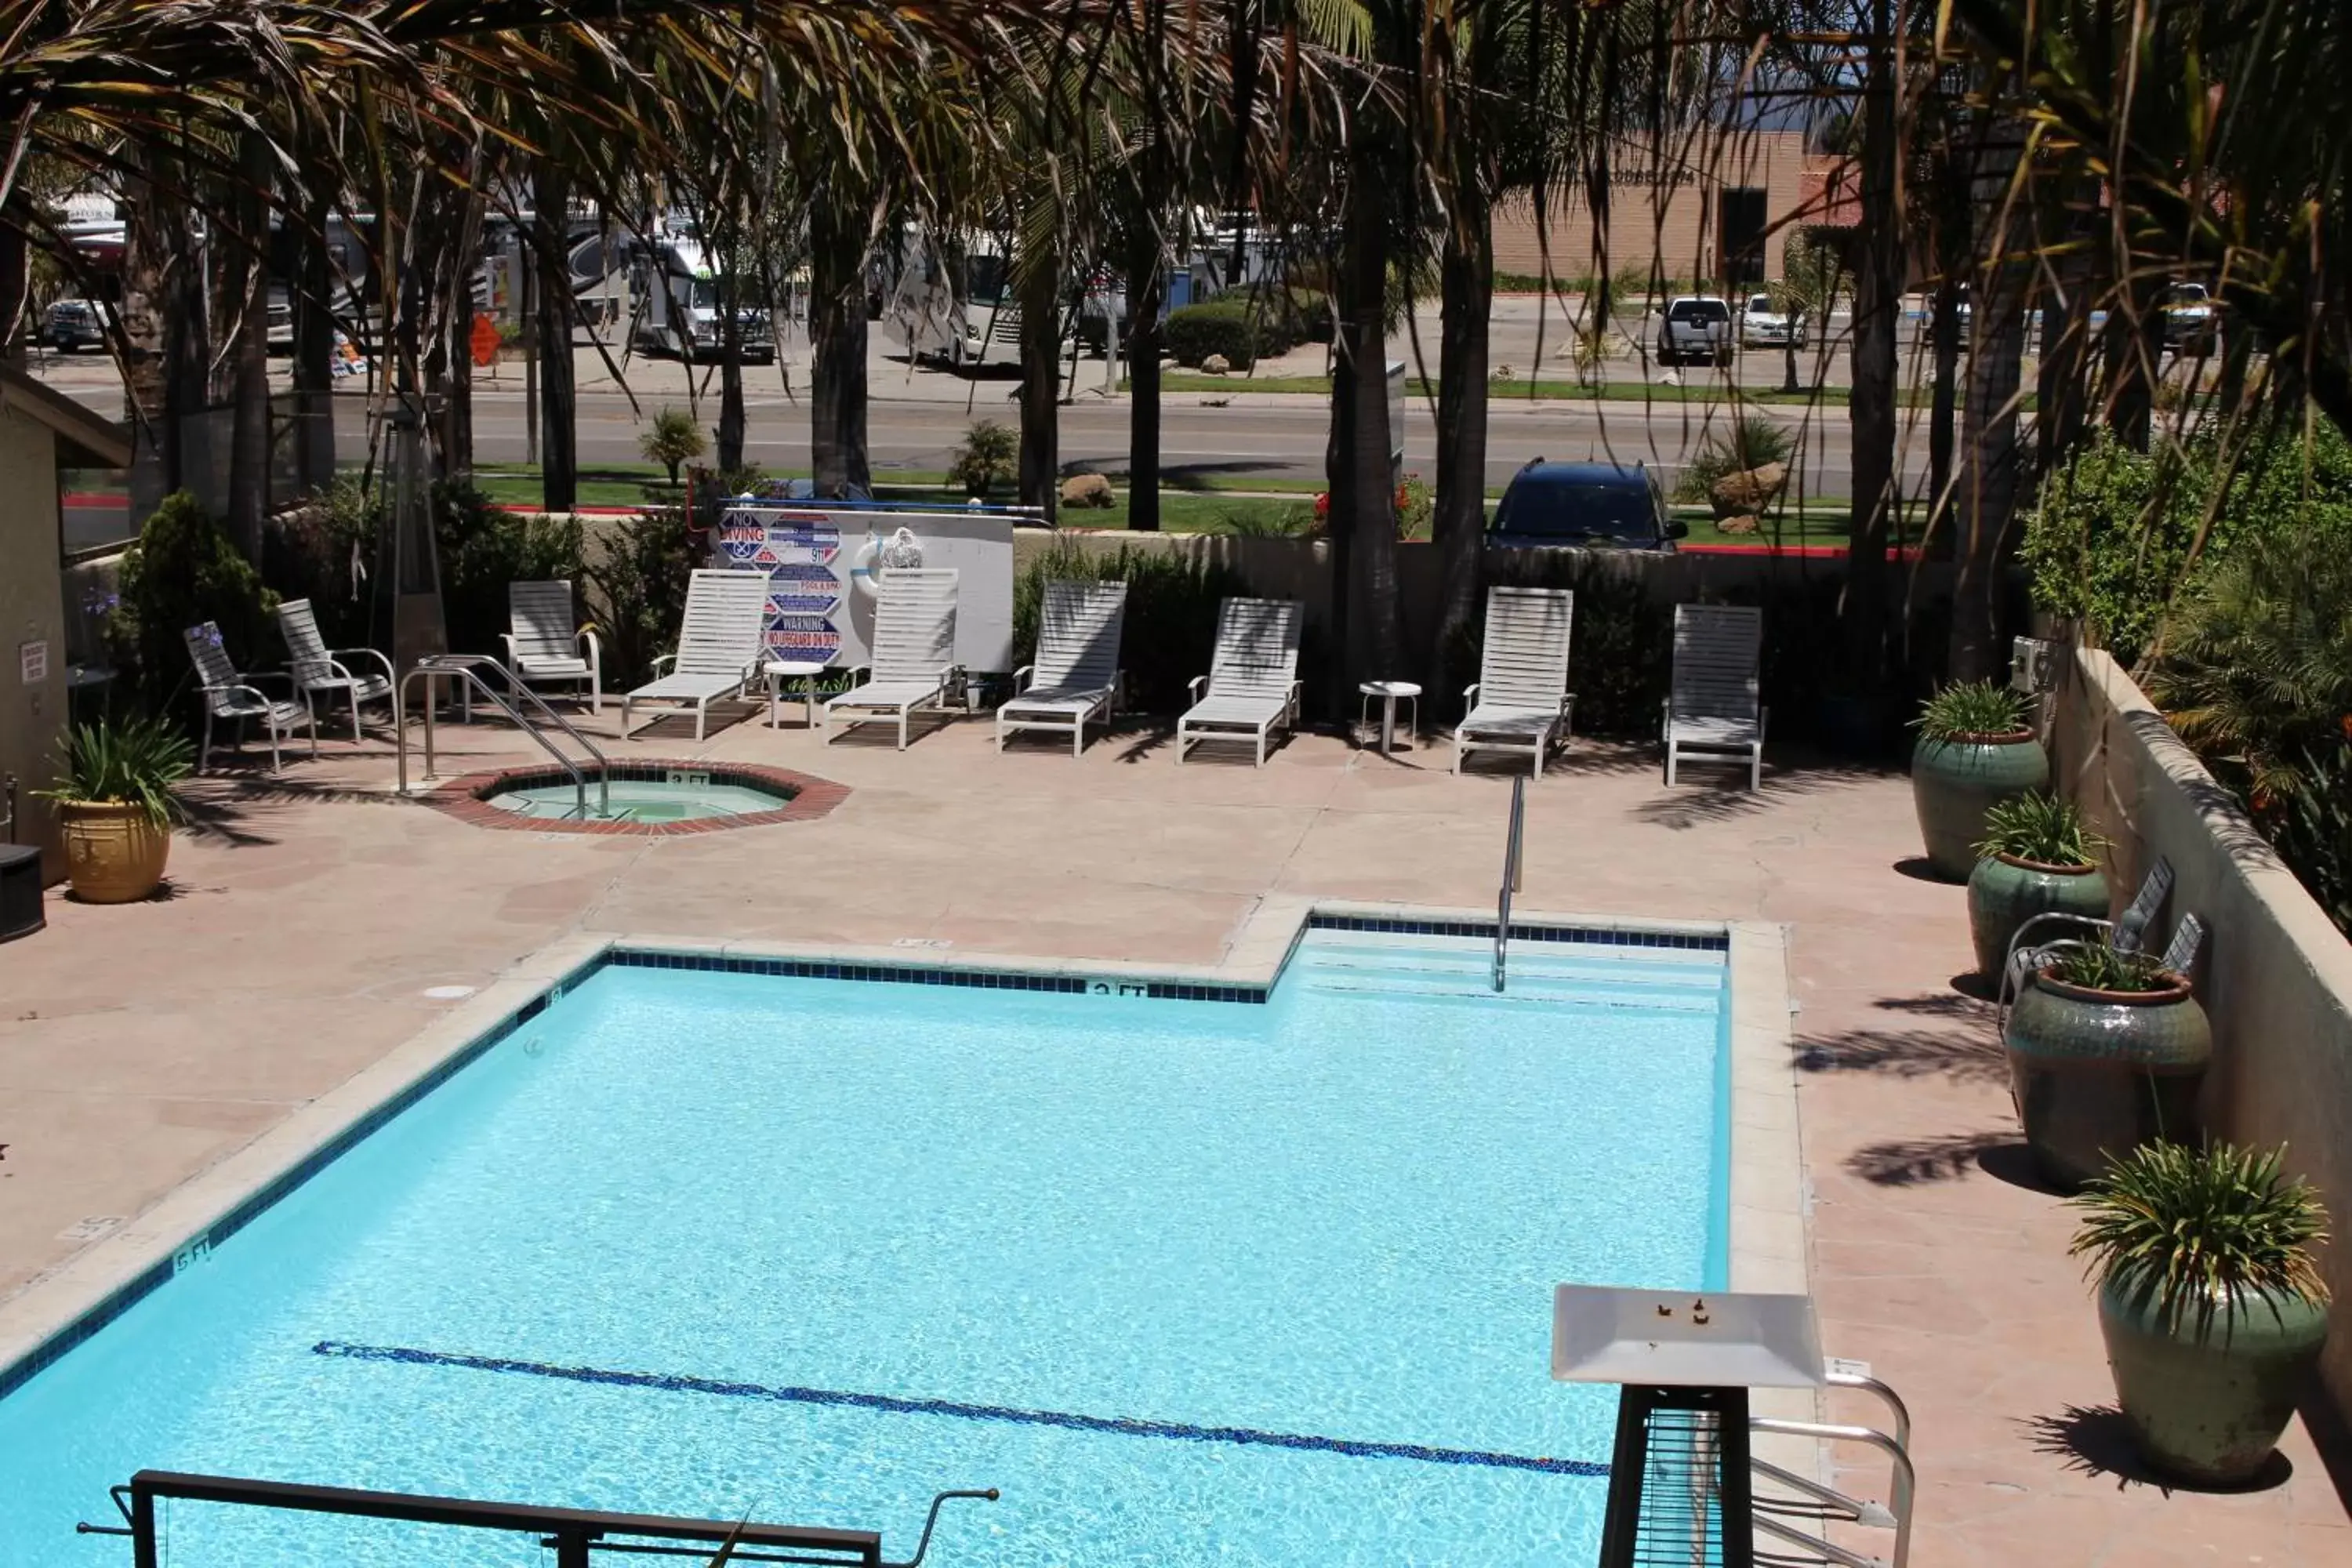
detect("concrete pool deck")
(2, 706), (2345, 1564)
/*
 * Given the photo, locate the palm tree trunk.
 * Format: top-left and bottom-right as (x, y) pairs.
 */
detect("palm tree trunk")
(1950, 129), (2031, 684)
(1842, 0), (1900, 704)
(122, 135), (212, 520)
(0, 218), (24, 368)
(290, 187), (336, 491)
(1017, 255), (1061, 522)
(1926, 276), (1961, 546)
(1126, 238), (1164, 532)
(717, 261), (746, 474)
(533, 158), (576, 514)
(1329, 154), (1404, 709)
(1433, 201), (1493, 708)
(808, 194), (870, 498)
(225, 129), (273, 560)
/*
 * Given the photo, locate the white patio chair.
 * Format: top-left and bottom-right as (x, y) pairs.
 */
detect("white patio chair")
(183, 622), (315, 773)
(622, 569), (772, 740)
(277, 597), (394, 740)
(825, 567), (961, 750)
(997, 579), (1128, 757)
(1998, 857), (2176, 1017)
(1176, 597), (1304, 766)
(503, 579), (602, 713)
(1661, 603), (1765, 789)
(1455, 586), (1575, 776)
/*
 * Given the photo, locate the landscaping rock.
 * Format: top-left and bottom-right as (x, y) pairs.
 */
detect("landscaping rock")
(1201, 353), (1232, 375)
(1059, 472), (1116, 509)
(1718, 514), (1761, 535)
(1709, 461), (1788, 519)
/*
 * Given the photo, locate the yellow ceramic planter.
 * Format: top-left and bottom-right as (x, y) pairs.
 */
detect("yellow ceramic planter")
(56, 799), (172, 903)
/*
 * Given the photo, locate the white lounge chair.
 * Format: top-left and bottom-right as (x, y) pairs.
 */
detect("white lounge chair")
(503, 579), (602, 713)
(277, 597), (394, 739)
(1662, 603), (1766, 789)
(997, 579), (1128, 757)
(1998, 857), (2176, 1017)
(825, 567), (961, 750)
(1455, 586), (1576, 775)
(1176, 597), (1304, 766)
(184, 621), (315, 773)
(622, 569), (771, 740)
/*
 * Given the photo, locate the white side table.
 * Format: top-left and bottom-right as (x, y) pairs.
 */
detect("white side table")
(764, 659), (828, 728)
(1357, 680), (1421, 753)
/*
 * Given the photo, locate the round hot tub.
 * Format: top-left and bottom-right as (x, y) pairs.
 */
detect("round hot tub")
(421, 761), (848, 836)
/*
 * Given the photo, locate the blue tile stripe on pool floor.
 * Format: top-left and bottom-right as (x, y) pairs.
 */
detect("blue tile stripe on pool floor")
(311, 1341), (1609, 1479)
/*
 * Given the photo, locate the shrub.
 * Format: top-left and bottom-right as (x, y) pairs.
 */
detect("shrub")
(1163, 302), (1262, 370)
(1673, 412), (1794, 503)
(2022, 423), (2352, 667)
(110, 492), (277, 714)
(1913, 679), (2030, 742)
(585, 507), (701, 688)
(35, 713), (194, 825)
(2069, 1142), (2329, 1327)
(1976, 791), (2103, 867)
(1013, 541), (1253, 713)
(2268, 740), (2352, 938)
(949, 419), (1018, 499)
(639, 406), (708, 485)
(266, 475), (379, 651)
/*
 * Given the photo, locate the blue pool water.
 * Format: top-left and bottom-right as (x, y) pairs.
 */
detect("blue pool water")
(0, 929), (1727, 1566)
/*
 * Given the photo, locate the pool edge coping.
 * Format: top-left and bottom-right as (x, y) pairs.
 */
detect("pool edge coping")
(0, 908), (1811, 1425)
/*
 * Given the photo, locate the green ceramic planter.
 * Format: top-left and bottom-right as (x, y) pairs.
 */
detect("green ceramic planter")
(2004, 972), (2211, 1191)
(2099, 1272), (2328, 1485)
(1911, 731), (2049, 880)
(1966, 854), (2111, 982)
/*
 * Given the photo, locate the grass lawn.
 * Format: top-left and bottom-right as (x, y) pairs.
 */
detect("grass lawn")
(1143, 372), (1978, 411)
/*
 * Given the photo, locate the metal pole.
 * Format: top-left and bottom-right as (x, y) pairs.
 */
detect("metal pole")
(130, 1481), (157, 1568)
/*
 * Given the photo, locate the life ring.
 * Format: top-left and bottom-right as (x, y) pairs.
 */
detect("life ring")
(850, 527), (924, 601)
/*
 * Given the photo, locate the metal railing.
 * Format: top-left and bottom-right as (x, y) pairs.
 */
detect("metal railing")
(78, 1470), (997, 1568)
(396, 652), (609, 819)
(1493, 773), (1526, 993)
(1747, 1363), (1915, 1568)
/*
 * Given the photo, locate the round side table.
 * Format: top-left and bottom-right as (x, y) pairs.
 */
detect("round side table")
(764, 659), (828, 728)
(1357, 680), (1421, 753)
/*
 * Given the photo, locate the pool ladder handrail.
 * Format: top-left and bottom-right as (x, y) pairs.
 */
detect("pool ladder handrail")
(1493, 773), (1526, 992)
(396, 654), (609, 820)
(1748, 1363), (1915, 1568)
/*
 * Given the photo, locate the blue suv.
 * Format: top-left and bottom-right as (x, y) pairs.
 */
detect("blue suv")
(1488, 459), (1685, 551)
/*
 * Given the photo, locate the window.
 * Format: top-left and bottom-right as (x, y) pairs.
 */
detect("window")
(1719, 187), (1769, 285)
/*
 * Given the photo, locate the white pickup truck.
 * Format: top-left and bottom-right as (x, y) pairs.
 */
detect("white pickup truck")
(1656, 296), (1733, 368)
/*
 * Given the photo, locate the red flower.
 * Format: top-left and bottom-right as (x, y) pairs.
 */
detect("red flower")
(2340, 713), (2352, 743)
(1313, 492), (1330, 518)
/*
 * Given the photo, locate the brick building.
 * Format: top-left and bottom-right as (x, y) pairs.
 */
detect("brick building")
(1489, 130), (1843, 287)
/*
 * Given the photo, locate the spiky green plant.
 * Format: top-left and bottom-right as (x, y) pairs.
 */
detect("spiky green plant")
(1913, 679), (2032, 742)
(36, 714), (194, 826)
(2070, 1142), (2329, 1330)
(1975, 791), (2106, 867)
(948, 419), (1018, 500)
(2043, 940), (2175, 993)
(638, 408), (708, 486)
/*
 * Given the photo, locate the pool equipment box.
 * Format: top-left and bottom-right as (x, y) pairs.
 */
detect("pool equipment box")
(712, 506), (1015, 674)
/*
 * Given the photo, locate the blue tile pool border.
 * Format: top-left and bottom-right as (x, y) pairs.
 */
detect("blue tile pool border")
(0, 910), (1734, 1407)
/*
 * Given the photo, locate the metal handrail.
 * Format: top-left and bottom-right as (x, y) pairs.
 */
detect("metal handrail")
(1493, 772), (1526, 992)
(77, 1468), (996, 1568)
(396, 654), (608, 819)
(1748, 1416), (1914, 1568)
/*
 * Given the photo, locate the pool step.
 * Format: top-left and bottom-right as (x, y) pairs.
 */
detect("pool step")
(1289, 933), (1724, 1007)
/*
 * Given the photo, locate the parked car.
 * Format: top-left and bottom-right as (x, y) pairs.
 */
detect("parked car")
(42, 299), (107, 353)
(1739, 292), (1803, 350)
(1488, 459), (1685, 551)
(1657, 296), (1733, 368)
(2163, 281), (2218, 352)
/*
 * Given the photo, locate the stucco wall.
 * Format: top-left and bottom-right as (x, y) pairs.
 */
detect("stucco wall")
(1487, 130), (1814, 283)
(2051, 647), (2352, 1412)
(0, 407), (65, 874)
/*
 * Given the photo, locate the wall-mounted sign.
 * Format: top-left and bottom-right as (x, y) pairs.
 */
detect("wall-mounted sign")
(18, 639), (47, 685)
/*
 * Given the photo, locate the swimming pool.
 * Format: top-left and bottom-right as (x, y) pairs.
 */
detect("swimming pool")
(0, 924), (1729, 1566)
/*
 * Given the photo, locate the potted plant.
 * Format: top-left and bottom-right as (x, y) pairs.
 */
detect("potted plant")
(2005, 941), (2210, 1190)
(1911, 680), (2047, 880)
(2071, 1142), (2330, 1485)
(35, 714), (193, 903)
(1966, 792), (2110, 982)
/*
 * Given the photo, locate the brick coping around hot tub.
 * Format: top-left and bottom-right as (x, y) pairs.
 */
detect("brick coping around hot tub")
(419, 760), (850, 836)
